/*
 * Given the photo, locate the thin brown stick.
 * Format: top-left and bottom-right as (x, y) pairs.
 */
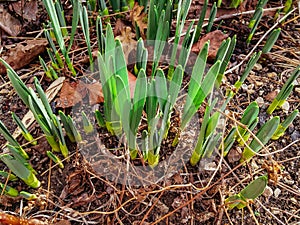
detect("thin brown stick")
(141, 192), (164, 224)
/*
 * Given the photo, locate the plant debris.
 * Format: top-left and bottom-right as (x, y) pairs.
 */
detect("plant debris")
(56, 73), (137, 108)
(0, 39), (48, 74)
(9, 0), (38, 22)
(0, 5), (21, 36)
(192, 30), (229, 60)
(130, 3), (147, 38)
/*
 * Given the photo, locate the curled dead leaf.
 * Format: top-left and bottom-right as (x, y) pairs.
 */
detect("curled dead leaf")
(56, 73), (136, 109)
(0, 5), (21, 36)
(192, 30), (228, 60)
(85, 82), (104, 105)
(9, 0), (38, 21)
(116, 26), (137, 64)
(265, 90), (278, 102)
(55, 80), (87, 108)
(114, 19), (127, 36)
(0, 39), (48, 74)
(130, 3), (147, 38)
(0, 212), (47, 225)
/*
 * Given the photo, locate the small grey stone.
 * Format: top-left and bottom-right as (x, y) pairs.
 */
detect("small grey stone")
(291, 130), (300, 141)
(256, 97), (264, 107)
(254, 63), (262, 70)
(263, 186), (273, 198)
(281, 101), (290, 113)
(274, 188), (281, 198)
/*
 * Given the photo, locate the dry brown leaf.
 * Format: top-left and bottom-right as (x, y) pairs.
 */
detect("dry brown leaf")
(173, 173), (183, 184)
(70, 193), (96, 208)
(9, 0), (38, 21)
(192, 30), (228, 60)
(56, 73), (136, 109)
(265, 90), (278, 102)
(0, 5), (21, 36)
(114, 19), (127, 36)
(116, 26), (137, 64)
(85, 82), (104, 105)
(239, 0), (259, 12)
(0, 39), (48, 74)
(54, 220), (71, 225)
(55, 80), (87, 108)
(227, 147), (242, 163)
(130, 3), (147, 38)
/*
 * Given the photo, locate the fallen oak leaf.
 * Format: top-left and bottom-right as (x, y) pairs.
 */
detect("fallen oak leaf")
(56, 80), (103, 107)
(0, 39), (48, 74)
(56, 71), (137, 108)
(86, 72), (137, 102)
(114, 19), (127, 36)
(192, 30), (228, 61)
(130, 3), (147, 38)
(87, 71), (137, 101)
(55, 80), (87, 108)
(9, 0), (38, 22)
(116, 26), (137, 64)
(265, 90), (278, 102)
(0, 5), (22, 36)
(85, 82), (104, 105)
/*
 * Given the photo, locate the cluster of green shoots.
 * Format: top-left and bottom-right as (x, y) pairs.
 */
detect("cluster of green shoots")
(0, 0), (298, 207)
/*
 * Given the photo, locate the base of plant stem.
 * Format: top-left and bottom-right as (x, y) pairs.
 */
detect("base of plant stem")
(225, 194), (247, 210)
(236, 134), (250, 146)
(0, 183), (19, 197)
(266, 100), (279, 115)
(240, 147), (255, 164)
(190, 151), (201, 166)
(147, 152), (159, 168)
(22, 132), (37, 145)
(271, 125), (285, 140)
(106, 121), (122, 136)
(46, 136), (60, 152)
(59, 142), (69, 158)
(129, 149), (138, 160)
(172, 133), (179, 147)
(23, 173), (41, 189)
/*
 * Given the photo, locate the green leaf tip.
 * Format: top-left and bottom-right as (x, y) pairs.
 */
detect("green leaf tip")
(226, 175), (268, 209)
(241, 116), (280, 163)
